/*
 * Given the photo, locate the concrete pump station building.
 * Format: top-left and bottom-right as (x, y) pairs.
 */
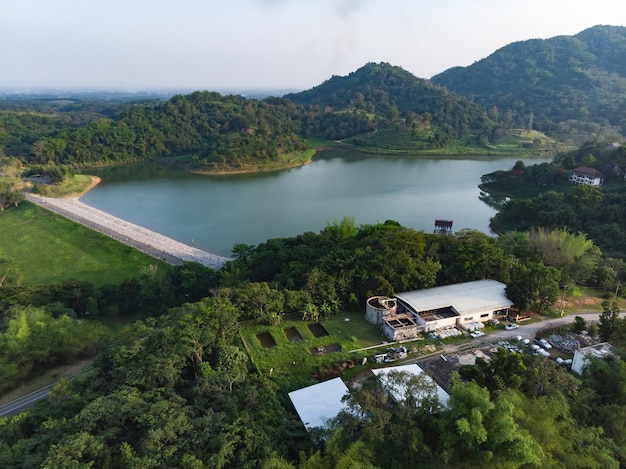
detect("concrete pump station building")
(365, 280), (513, 341)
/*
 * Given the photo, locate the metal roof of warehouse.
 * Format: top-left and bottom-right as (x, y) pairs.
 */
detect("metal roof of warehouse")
(395, 279), (513, 315)
(372, 363), (450, 406)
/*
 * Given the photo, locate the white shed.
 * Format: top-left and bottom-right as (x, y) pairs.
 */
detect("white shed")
(571, 342), (618, 375)
(288, 377), (350, 432)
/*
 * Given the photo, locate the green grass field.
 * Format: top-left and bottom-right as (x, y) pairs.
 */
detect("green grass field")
(241, 311), (442, 390)
(0, 202), (164, 286)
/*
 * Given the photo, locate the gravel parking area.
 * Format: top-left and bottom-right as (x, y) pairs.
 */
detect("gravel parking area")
(25, 193), (231, 269)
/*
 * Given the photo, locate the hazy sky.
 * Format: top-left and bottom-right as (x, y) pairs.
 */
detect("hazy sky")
(2, 0), (625, 91)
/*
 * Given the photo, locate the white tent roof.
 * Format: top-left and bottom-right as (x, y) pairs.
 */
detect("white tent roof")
(395, 279), (512, 316)
(371, 363), (449, 407)
(288, 377), (350, 432)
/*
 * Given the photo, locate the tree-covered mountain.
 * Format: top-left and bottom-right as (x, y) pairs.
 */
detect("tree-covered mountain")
(287, 62), (494, 149)
(6, 27), (626, 170)
(431, 25), (626, 136)
(18, 69), (497, 169)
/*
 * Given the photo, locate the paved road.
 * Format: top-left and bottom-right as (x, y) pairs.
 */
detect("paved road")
(0, 384), (56, 418)
(488, 311), (625, 340)
(0, 369), (92, 418)
(408, 311), (626, 393)
(443, 311), (626, 354)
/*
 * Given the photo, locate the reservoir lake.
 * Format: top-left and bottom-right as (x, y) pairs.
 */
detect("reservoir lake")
(81, 151), (552, 257)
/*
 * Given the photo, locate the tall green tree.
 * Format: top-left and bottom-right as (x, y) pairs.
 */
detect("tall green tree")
(0, 253), (21, 288)
(527, 227), (600, 285)
(429, 230), (511, 284)
(442, 380), (543, 468)
(0, 182), (24, 212)
(598, 299), (623, 341)
(233, 282), (285, 324)
(507, 261), (561, 313)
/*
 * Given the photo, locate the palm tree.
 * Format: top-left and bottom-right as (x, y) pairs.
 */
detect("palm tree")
(302, 303), (319, 322)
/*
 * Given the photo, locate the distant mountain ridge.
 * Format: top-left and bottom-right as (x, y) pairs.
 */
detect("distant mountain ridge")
(431, 25), (626, 134)
(12, 25), (626, 170)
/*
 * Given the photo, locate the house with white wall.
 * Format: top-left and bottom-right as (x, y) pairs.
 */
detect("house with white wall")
(569, 166), (604, 186)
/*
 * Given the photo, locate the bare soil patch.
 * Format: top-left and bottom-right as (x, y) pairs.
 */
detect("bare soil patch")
(284, 327), (303, 343)
(309, 343), (342, 356)
(308, 323), (330, 338)
(257, 332), (276, 348)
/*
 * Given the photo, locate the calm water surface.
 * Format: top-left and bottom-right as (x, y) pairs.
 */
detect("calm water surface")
(82, 151), (551, 257)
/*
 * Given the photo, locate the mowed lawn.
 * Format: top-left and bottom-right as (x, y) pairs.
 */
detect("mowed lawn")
(1, 201), (164, 286)
(242, 311), (391, 389)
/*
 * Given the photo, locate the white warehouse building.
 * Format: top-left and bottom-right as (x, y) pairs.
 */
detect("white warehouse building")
(366, 280), (513, 340)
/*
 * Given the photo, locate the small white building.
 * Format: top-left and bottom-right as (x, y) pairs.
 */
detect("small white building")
(569, 166), (604, 186)
(571, 342), (618, 375)
(434, 219), (453, 235)
(288, 377), (350, 432)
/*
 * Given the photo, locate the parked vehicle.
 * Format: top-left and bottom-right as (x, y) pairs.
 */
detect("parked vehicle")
(470, 330), (485, 338)
(537, 348), (551, 357)
(536, 338), (552, 349)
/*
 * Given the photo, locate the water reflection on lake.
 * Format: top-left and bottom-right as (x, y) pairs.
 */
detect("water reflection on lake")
(82, 150), (552, 257)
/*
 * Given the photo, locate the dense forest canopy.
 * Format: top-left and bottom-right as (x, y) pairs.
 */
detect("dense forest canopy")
(2, 216), (626, 467)
(0, 97), (162, 156)
(21, 92), (309, 168)
(432, 25), (626, 136)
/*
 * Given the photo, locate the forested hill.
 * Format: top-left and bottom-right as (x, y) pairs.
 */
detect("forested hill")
(25, 92), (309, 168)
(287, 62), (493, 147)
(431, 25), (626, 134)
(17, 65), (497, 168)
